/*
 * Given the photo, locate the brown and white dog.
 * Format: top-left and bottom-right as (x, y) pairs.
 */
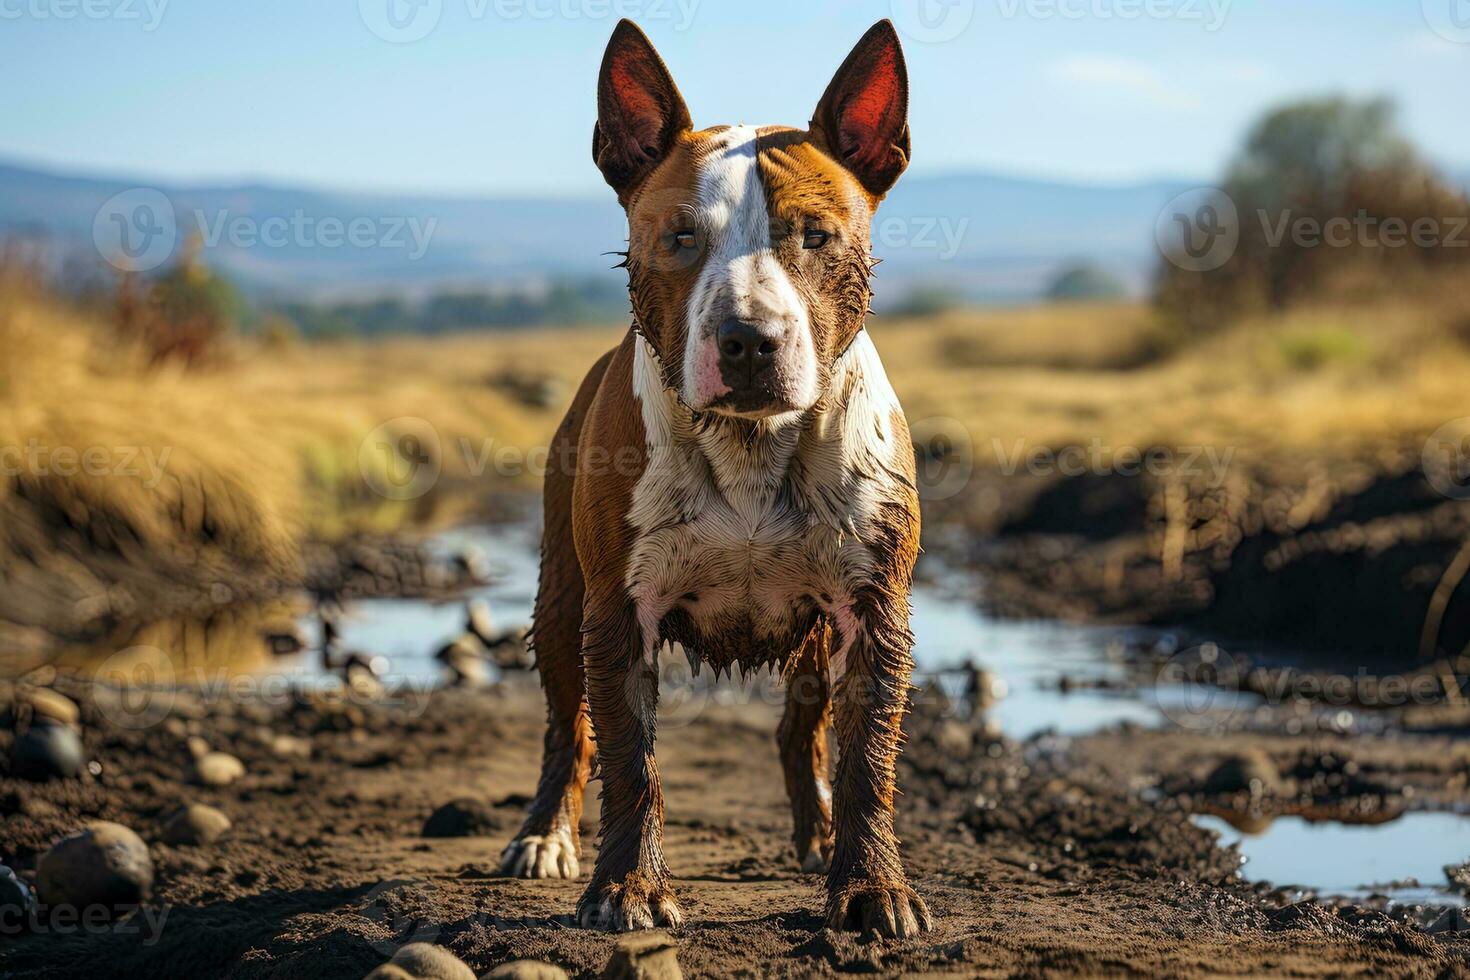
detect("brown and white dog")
(500, 19), (931, 939)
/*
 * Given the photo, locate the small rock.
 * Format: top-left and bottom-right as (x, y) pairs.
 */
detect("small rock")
(22, 688), (82, 729)
(37, 822), (154, 911)
(483, 961), (569, 980)
(422, 799), (498, 838)
(161, 804), (232, 846)
(270, 734), (313, 760)
(602, 931), (682, 980)
(1204, 750), (1282, 797)
(193, 752), (246, 787)
(9, 720), (84, 781)
(363, 967), (417, 980)
(388, 942), (477, 980)
(1446, 860), (1470, 894)
(466, 600), (495, 643)
(0, 864), (37, 923)
(186, 736), (212, 760)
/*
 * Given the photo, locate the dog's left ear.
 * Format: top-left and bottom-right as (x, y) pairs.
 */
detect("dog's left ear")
(811, 20), (911, 198)
(593, 19), (692, 203)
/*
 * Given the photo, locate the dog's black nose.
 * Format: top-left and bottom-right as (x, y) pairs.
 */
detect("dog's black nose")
(717, 319), (780, 383)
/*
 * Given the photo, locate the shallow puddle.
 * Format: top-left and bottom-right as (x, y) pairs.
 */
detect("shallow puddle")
(280, 523), (1164, 739)
(1194, 812), (1470, 907)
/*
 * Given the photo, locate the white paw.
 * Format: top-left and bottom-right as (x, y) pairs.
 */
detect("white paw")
(499, 829), (581, 879)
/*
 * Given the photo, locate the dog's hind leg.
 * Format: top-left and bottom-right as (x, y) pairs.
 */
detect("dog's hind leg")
(778, 625), (834, 873)
(500, 352), (612, 880)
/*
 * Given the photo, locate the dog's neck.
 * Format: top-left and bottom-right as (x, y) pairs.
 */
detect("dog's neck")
(631, 328), (895, 527)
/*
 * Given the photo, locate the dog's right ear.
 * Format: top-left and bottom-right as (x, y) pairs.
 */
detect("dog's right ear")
(592, 20), (691, 203)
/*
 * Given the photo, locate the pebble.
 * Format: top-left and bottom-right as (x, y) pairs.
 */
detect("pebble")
(37, 822), (154, 910)
(161, 804), (232, 846)
(483, 962), (569, 980)
(363, 967), (417, 980)
(602, 931), (682, 980)
(422, 799), (499, 838)
(9, 720), (84, 781)
(270, 734), (313, 760)
(193, 752), (246, 787)
(0, 864), (37, 921)
(388, 943), (477, 980)
(22, 688), (81, 729)
(466, 599), (496, 642)
(186, 736), (212, 760)
(1204, 750), (1283, 797)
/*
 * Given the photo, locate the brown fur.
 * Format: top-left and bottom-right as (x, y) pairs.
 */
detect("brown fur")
(505, 19), (930, 939)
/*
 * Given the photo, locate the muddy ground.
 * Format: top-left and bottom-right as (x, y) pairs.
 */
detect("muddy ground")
(3, 671), (1470, 979)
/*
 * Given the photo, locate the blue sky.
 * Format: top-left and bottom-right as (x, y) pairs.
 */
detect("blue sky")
(3, 0), (1467, 195)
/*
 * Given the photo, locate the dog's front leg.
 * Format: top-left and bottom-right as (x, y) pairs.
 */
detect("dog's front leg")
(576, 591), (681, 931)
(826, 589), (932, 938)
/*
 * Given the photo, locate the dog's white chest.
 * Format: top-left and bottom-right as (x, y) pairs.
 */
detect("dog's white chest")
(625, 331), (908, 665)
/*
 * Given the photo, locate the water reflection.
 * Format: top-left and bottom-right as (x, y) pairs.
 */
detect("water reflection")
(1194, 812), (1470, 907)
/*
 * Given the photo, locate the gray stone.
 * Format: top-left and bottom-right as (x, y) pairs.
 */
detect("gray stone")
(388, 943), (477, 980)
(37, 822), (154, 911)
(0, 864), (37, 924)
(9, 720), (84, 781)
(161, 804), (232, 846)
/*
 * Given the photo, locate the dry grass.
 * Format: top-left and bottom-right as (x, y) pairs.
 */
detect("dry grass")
(4, 285), (1467, 584)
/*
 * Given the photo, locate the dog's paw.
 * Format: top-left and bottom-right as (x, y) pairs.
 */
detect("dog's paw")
(499, 829), (580, 879)
(577, 878), (683, 932)
(827, 881), (932, 939)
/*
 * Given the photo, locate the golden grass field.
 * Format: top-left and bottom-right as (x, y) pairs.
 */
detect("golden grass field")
(3, 282), (1468, 584)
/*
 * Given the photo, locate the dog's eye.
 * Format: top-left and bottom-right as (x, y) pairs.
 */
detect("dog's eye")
(673, 231), (697, 250)
(802, 229), (830, 249)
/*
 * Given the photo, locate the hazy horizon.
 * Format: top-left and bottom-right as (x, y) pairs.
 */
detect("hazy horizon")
(4, 0), (1468, 197)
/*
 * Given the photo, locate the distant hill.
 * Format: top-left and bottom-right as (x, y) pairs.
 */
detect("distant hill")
(0, 158), (1210, 309)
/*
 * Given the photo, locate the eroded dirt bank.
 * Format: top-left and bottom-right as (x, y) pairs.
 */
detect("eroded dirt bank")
(2, 676), (1469, 979)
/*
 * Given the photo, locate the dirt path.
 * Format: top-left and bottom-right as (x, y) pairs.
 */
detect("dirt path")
(2, 677), (1468, 978)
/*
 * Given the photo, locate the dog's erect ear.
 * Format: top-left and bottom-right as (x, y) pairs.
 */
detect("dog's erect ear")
(593, 20), (692, 202)
(811, 20), (911, 198)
